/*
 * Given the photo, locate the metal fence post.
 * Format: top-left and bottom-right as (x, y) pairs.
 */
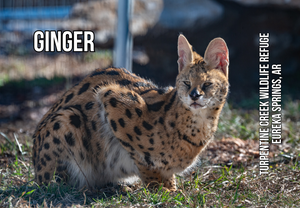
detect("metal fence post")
(113, 0), (133, 72)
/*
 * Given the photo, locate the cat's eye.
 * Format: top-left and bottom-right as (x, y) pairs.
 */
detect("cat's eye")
(202, 82), (212, 89)
(183, 81), (191, 88)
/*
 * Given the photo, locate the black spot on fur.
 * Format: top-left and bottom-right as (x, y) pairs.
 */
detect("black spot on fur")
(136, 136), (140, 141)
(82, 136), (92, 151)
(91, 120), (97, 131)
(182, 134), (200, 147)
(160, 152), (165, 156)
(96, 142), (102, 151)
(69, 104), (82, 112)
(37, 164), (42, 171)
(50, 114), (62, 123)
(93, 85), (100, 93)
(70, 114), (81, 128)
(44, 143), (50, 149)
(38, 175), (42, 183)
(80, 152), (85, 160)
(127, 92), (139, 102)
(134, 126), (142, 135)
(57, 159), (64, 164)
(118, 118), (125, 128)
(65, 132), (75, 146)
(78, 83), (90, 95)
(119, 139), (134, 151)
(121, 167), (127, 174)
(53, 98), (63, 110)
(53, 151), (59, 157)
(118, 79), (132, 86)
(110, 120), (117, 132)
(53, 137), (60, 144)
(125, 109), (132, 119)
(104, 90), (112, 97)
(57, 148), (64, 153)
(147, 101), (165, 112)
(164, 91), (177, 112)
(170, 122), (175, 128)
(140, 89), (153, 95)
(126, 134), (133, 141)
(106, 70), (120, 76)
(143, 121), (153, 130)
(149, 138), (154, 145)
(135, 108), (142, 117)
(148, 148), (154, 151)
(138, 144), (144, 149)
(65, 93), (74, 103)
(41, 158), (46, 166)
(85, 102), (94, 110)
(44, 154), (51, 161)
(159, 117), (164, 125)
(109, 98), (118, 107)
(90, 70), (106, 77)
(46, 131), (50, 137)
(161, 160), (168, 165)
(144, 152), (154, 166)
(53, 122), (60, 130)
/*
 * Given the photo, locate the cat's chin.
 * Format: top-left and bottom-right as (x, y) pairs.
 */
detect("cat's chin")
(190, 102), (205, 109)
(189, 102), (207, 111)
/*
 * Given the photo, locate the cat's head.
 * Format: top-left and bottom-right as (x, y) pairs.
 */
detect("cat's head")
(176, 34), (229, 114)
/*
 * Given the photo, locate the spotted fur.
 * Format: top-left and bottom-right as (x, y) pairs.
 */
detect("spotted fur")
(32, 35), (229, 191)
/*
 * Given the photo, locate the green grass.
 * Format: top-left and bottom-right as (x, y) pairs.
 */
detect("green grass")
(216, 103), (259, 140)
(1, 100), (300, 207)
(1, 158), (299, 207)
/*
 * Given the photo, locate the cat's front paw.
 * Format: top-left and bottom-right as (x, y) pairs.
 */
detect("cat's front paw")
(163, 175), (177, 192)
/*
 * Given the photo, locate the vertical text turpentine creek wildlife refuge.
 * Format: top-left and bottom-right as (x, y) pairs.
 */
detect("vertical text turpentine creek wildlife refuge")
(258, 33), (282, 175)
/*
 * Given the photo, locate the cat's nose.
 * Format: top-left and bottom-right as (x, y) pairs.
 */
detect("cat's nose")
(189, 88), (201, 101)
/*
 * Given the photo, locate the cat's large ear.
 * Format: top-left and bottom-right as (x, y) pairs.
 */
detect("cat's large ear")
(204, 38), (229, 78)
(177, 34), (194, 73)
